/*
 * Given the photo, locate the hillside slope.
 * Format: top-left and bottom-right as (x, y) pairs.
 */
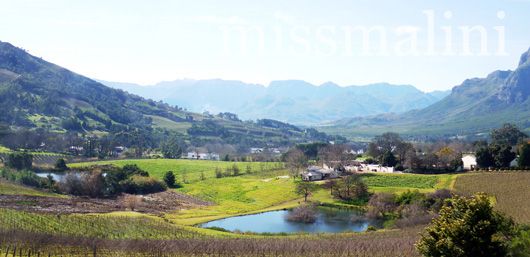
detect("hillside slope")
(323, 47), (530, 138)
(0, 41), (337, 146)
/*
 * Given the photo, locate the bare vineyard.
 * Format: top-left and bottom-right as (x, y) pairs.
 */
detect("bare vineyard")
(0, 153), (72, 166)
(0, 228), (422, 257)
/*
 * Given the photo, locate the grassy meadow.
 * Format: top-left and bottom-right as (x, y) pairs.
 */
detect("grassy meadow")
(0, 179), (64, 198)
(70, 159), (283, 182)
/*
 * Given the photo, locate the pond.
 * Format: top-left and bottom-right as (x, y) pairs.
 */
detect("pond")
(200, 207), (381, 233)
(35, 172), (66, 181)
(35, 172), (107, 182)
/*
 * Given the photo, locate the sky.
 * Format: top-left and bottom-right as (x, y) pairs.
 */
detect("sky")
(1, 0), (530, 91)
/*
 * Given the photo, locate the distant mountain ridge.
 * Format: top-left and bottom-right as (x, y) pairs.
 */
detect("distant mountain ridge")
(100, 79), (449, 125)
(323, 47), (530, 138)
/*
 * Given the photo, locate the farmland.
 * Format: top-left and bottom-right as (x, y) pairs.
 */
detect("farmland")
(10, 159), (526, 256)
(70, 159), (458, 225)
(70, 159), (283, 182)
(454, 172), (530, 224)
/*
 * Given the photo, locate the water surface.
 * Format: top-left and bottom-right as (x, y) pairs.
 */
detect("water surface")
(200, 207), (379, 233)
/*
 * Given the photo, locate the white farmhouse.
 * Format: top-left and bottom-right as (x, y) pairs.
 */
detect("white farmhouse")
(462, 153), (477, 170)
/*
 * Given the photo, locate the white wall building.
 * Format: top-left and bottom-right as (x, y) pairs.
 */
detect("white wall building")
(462, 153), (477, 170)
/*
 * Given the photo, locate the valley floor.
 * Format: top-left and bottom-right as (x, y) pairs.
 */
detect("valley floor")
(1, 159), (528, 256)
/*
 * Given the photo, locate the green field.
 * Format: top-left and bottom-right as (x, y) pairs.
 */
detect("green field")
(70, 159), (283, 182)
(0, 178), (64, 198)
(0, 145), (10, 153)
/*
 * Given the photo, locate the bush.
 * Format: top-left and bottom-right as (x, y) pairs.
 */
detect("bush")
(417, 193), (516, 257)
(54, 158), (68, 171)
(58, 171), (105, 197)
(122, 164), (149, 177)
(395, 190), (425, 205)
(0, 169), (43, 188)
(215, 167), (223, 178)
(163, 171), (176, 187)
(286, 204), (318, 223)
(122, 175), (167, 194)
(366, 193), (398, 219)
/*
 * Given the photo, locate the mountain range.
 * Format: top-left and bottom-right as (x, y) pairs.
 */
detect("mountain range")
(100, 79), (449, 125)
(321, 47), (530, 138)
(0, 41), (338, 146)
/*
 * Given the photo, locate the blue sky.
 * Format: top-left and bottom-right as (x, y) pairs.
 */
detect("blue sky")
(1, 0), (530, 91)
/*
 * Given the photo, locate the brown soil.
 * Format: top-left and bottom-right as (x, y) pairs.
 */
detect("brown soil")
(0, 190), (212, 214)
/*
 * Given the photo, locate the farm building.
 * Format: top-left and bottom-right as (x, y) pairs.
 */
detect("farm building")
(301, 166), (341, 181)
(361, 164), (394, 173)
(462, 153), (477, 170)
(183, 152), (220, 161)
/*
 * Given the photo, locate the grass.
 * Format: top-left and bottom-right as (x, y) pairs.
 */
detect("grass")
(146, 115), (192, 134)
(70, 159), (283, 182)
(170, 174), (298, 225)
(0, 179), (65, 198)
(454, 172), (530, 224)
(70, 160), (459, 225)
(0, 145), (10, 153)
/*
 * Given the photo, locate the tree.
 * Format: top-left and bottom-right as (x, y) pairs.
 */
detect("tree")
(161, 135), (183, 159)
(333, 175), (369, 201)
(476, 146), (495, 168)
(476, 144), (516, 168)
(368, 132), (411, 166)
(417, 193), (515, 257)
(6, 152), (33, 170)
(163, 171), (176, 188)
(285, 148), (308, 179)
(380, 150), (397, 167)
(518, 143), (530, 167)
(491, 144), (516, 168)
(295, 181), (318, 202)
(55, 158), (68, 171)
(491, 123), (527, 146)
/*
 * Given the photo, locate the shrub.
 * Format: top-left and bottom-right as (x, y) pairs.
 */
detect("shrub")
(232, 164), (240, 176)
(122, 175), (167, 194)
(286, 204), (317, 223)
(163, 171), (176, 187)
(366, 225), (377, 232)
(367, 193), (398, 219)
(58, 171), (105, 197)
(54, 158), (68, 171)
(395, 190), (425, 205)
(122, 164), (149, 177)
(417, 193), (515, 257)
(215, 167), (223, 178)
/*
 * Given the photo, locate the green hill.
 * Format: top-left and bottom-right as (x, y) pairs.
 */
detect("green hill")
(0, 41), (338, 148)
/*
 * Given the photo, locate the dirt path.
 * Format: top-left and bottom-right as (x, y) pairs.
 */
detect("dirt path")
(0, 190), (212, 214)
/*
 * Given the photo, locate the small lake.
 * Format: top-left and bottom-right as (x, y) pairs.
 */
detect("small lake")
(35, 172), (66, 181)
(35, 172), (107, 182)
(200, 207), (380, 233)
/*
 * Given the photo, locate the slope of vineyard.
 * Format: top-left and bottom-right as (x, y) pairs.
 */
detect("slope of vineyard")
(454, 172), (530, 223)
